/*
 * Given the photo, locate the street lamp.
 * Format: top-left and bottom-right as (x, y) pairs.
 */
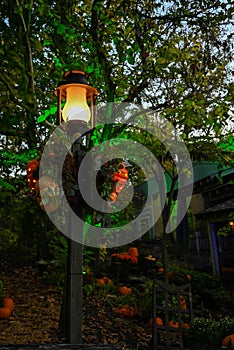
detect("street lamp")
(55, 70), (98, 344)
(55, 69), (98, 129)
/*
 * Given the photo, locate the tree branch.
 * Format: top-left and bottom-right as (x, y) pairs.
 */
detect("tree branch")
(0, 73), (34, 113)
(15, 0), (35, 98)
(90, 0), (116, 104)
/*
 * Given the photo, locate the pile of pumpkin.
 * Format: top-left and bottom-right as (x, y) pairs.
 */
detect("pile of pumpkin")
(111, 246), (139, 264)
(148, 317), (190, 330)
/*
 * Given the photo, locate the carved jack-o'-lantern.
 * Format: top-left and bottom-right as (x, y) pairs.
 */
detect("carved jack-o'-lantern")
(26, 158), (40, 190)
(109, 162), (129, 202)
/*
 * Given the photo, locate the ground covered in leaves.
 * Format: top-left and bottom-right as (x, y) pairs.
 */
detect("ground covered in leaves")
(0, 265), (152, 348)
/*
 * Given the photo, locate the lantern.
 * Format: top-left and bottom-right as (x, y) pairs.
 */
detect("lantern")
(55, 70), (98, 133)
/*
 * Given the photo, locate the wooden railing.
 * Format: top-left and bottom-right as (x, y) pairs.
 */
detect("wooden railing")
(188, 235), (234, 252)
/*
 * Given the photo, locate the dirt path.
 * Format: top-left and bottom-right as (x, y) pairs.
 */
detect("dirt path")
(0, 266), (151, 348)
(0, 266), (62, 344)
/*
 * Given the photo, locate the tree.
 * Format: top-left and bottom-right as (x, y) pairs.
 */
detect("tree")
(0, 0), (233, 275)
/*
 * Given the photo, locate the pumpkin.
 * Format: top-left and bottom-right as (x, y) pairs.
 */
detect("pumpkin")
(182, 321), (190, 329)
(112, 252), (138, 264)
(168, 320), (179, 328)
(145, 255), (157, 261)
(3, 298), (14, 312)
(96, 278), (105, 286)
(108, 162), (129, 203)
(114, 305), (135, 317)
(96, 277), (112, 286)
(167, 271), (173, 279)
(186, 274), (192, 281)
(128, 247), (138, 257)
(180, 296), (187, 310)
(109, 192), (117, 202)
(113, 163), (129, 181)
(158, 267), (164, 273)
(0, 307), (11, 320)
(222, 334), (234, 348)
(102, 276), (112, 285)
(149, 317), (163, 327)
(119, 286), (132, 295)
(26, 159), (40, 190)
(115, 179), (128, 194)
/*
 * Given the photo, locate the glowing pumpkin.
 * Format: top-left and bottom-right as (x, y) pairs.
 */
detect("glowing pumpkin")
(109, 162), (128, 202)
(26, 158), (40, 190)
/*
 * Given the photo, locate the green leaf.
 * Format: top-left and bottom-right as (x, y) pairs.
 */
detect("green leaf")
(183, 99), (193, 105)
(37, 105), (57, 123)
(127, 55), (135, 65)
(43, 40), (52, 47)
(0, 179), (16, 191)
(34, 39), (43, 52)
(56, 24), (67, 34)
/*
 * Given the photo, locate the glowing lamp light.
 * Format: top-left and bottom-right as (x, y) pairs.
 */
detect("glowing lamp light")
(55, 70), (98, 131)
(62, 85), (90, 123)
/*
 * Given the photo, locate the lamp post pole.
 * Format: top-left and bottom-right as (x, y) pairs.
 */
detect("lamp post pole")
(55, 70), (98, 343)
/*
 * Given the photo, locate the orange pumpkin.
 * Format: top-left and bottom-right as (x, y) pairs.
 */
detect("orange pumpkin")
(109, 192), (118, 202)
(0, 307), (12, 319)
(26, 159), (40, 190)
(182, 321), (190, 329)
(3, 298), (14, 312)
(167, 271), (173, 279)
(102, 276), (112, 285)
(119, 286), (132, 295)
(149, 317), (163, 327)
(169, 320), (179, 328)
(112, 252), (138, 264)
(96, 277), (112, 286)
(96, 278), (105, 286)
(180, 296), (187, 310)
(115, 305), (135, 317)
(128, 247), (138, 257)
(222, 334), (234, 348)
(186, 274), (192, 281)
